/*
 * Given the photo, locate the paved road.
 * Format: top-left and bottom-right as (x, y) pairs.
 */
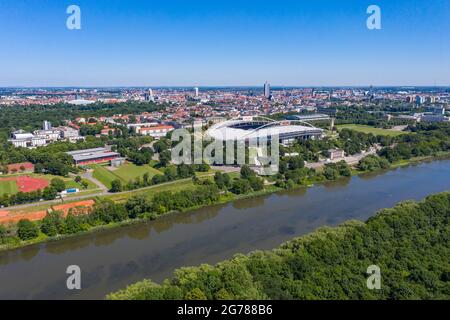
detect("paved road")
(3, 173), (215, 211)
(211, 165), (241, 173)
(2, 149), (378, 212)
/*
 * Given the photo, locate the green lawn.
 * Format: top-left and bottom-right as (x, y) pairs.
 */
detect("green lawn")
(336, 124), (408, 137)
(91, 162), (163, 189)
(107, 175), (209, 203)
(114, 163), (162, 181)
(34, 173), (98, 191)
(0, 180), (18, 196)
(91, 164), (120, 189)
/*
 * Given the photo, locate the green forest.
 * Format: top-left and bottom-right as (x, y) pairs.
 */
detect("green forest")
(108, 192), (450, 300)
(0, 101), (163, 136)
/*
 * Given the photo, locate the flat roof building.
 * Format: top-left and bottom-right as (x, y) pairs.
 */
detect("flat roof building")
(66, 147), (121, 165)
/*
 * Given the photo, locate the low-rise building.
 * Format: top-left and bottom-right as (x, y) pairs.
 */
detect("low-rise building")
(420, 114), (450, 123)
(66, 147), (121, 165)
(328, 149), (345, 160)
(136, 125), (174, 139)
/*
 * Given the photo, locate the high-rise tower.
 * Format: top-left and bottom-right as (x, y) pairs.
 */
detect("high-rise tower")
(263, 81), (271, 99)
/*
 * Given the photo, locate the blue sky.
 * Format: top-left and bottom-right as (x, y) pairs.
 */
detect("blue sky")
(0, 0), (449, 87)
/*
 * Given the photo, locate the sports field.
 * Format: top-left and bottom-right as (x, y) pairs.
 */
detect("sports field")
(336, 124), (408, 137)
(0, 176), (49, 196)
(0, 174), (97, 196)
(114, 163), (162, 180)
(0, 180), (18, 196)
(91, 163), (163, 189)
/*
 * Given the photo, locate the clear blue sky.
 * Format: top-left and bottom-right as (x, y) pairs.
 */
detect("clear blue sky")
(0, 0), (449, 87)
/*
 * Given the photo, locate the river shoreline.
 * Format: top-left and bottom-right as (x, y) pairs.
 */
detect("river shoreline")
(1, 158), (449, 299)
(1, 152), (449, 253)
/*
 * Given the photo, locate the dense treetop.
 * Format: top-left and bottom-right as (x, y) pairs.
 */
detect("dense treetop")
(108, 192), (450, 300)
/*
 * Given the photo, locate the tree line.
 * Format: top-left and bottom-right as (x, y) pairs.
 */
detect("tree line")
(107, 192), (450, 300)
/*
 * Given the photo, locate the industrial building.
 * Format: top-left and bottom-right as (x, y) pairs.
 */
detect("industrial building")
(66, 147), (120, 165)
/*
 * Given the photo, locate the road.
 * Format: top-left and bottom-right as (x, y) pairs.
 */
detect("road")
(3, 149), (377, 212)
(81, 170), (108, 192)
(3, 173), (216, 212)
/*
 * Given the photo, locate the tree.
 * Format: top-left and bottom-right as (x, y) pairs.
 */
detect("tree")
(215, 288), (233, 300)
(231, 179), (252, 195)
(142, 172), (150, 186)
(74, 175), (82, 183)
(185, 288), (207, 300)
(42, 186), (57, 200)
(164, 166), (178, 181)
(214, 172), (226, 189)
(108, 192), (450, 301)
(0, 225), (8, 243)
(125, 194), (151, 219)
(17, 219), (39, 240)
(50, 178), (66, 192)
(40, 211), (63, 236)
(288, 156), (304, 170)
(248, 176), (264, 191)
(152, 174), (167, 185)
(34, 163), (44, 173)
(110, 179), (123, 193)
(323, 165), (339, 180)
(81, 180), (89, 189)
(177, 164), (194, 178)
(62, 213), (86, 234)
(92, 199), (128, 223)
(240, 165), (255, 179)
(222, 173), (231, 189)
(159, 150), (171, 167)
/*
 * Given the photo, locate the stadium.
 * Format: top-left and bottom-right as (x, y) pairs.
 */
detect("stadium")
(205, 116), (324, 144)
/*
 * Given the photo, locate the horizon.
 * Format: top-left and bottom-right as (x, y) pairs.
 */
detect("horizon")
(2, 85), (450, 89)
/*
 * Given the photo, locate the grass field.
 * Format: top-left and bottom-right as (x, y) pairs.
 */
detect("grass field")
(0, 180), (19, 196)
(91, 162), (163, 189)
(114, 163), (162, 181)
(91, 164), (119, 189)
(0, 173), (97, 196)
(336, 124), (408, 137)
(34, 174), (98, 191)
(107, 173), (214, 202)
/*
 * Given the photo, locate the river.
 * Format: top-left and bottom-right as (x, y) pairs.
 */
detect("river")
(0, 159), (449, 299)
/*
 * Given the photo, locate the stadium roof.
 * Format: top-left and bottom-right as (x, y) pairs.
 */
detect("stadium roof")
(206, 117), (323, 142)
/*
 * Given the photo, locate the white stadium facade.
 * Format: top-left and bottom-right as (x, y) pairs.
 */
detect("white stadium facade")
(205, 116), (324, 144)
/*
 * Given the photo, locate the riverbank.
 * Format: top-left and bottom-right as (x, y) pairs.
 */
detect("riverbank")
(1, 152), (449, 253)
(108, 191), (450, 300)
(1, 159), (449, 299)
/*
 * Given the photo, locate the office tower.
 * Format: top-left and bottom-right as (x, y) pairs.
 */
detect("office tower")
(264, 81), (270, 98)
(43, 120), (52, 130)
(149, 89), (154, 101)
(194, 87), (199, 98)
(416, 95), (425, 105)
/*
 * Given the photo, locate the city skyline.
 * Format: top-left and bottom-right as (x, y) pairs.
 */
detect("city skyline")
(0, 0), (449, 87)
